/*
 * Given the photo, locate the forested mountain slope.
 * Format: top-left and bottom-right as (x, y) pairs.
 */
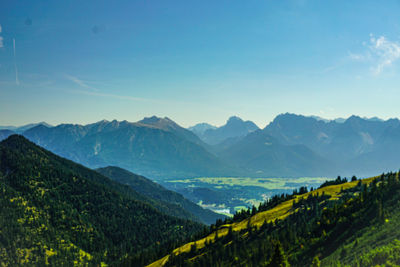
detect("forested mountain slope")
(96, 166), (226, 225)
(149, 172), (400, 266)
(0, 135), (203, 266)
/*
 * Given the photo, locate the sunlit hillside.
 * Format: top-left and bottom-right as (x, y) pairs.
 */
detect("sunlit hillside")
(149, 175), (383, 266)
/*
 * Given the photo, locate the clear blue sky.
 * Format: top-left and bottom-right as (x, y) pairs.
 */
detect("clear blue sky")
(1, 0), (400, 128)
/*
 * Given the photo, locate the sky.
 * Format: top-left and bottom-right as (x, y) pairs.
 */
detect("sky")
(1, 0), (400, 128)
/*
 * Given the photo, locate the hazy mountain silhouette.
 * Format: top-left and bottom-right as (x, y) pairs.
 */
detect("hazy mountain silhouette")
(217, 129), (333, 177)
(0, 130), (15, 141)
(0, 122), (52, 133)
(188, 123), (217, 138)
(22, 118), (238, 179)
(191, 116), (259, 145)
(262, 113), (400, 176)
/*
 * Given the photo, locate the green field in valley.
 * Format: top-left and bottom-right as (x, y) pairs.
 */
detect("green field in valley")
(163, 176), (333, 215)
(168, 177), (330, 189)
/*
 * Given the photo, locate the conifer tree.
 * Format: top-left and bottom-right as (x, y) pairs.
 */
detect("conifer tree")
(267, 241), (290, 267)
(311, 256), (320, 267)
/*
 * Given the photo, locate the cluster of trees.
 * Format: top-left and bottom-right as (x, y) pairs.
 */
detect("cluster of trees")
(225, 187), (311, 225)
(319, 175), (357, 189)
(3, 135), (400, 266)
(159, 171), (400, 266)
(0, 135), (203, 266)
(357, 239), (400, 266)
(96, 166), (226, 225)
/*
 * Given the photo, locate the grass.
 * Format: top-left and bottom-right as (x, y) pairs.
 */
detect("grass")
(147, 176), (375, 267)
(167, 177), (331, 190)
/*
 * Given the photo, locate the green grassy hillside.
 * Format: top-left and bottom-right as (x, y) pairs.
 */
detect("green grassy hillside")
(148, 172), (400, 266)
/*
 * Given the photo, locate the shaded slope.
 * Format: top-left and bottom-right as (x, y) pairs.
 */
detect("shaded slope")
(23, 119), (237, 179)
(263, 113), (400, 176)
(0, 135), (202, 266)
(0, 129), (15, 141)
(218, 130), (333, 177)
(346, 123), (400, 175)
(96, 166), (227, 224)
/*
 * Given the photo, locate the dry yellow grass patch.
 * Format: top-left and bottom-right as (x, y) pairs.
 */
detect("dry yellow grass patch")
(147, 176), (376, 267)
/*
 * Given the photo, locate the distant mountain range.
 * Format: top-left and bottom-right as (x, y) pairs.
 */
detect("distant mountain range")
(188, 123), (217, 138)
(189, 116), (259, 145)
(2, 114), (400, 178)
(262, 113), (400, 176)
(188, 114), (400, 177)
(216, 129), (333, 177)
(0, 117), (239, 179)
(0, 129), (15, 141)
(0, 122), (52, 133)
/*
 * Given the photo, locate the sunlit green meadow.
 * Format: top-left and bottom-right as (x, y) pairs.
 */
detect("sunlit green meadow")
(167, 177), (331, 190)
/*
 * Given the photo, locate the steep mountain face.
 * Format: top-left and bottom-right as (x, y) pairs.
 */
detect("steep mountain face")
(23, 124), (88, 162)
(0, 135), (202, 266)
(346, 123), (400, 175)
(139, 116), (206, 147)
(326, 116), (398, 160)
(263, 113), (333, 150)
(217, 129), (333, 177)
(23, 118), (235, 179)
(263, 113), (400, 176)
(194, 116), (259, 145)
(96, 166), (227, 225)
